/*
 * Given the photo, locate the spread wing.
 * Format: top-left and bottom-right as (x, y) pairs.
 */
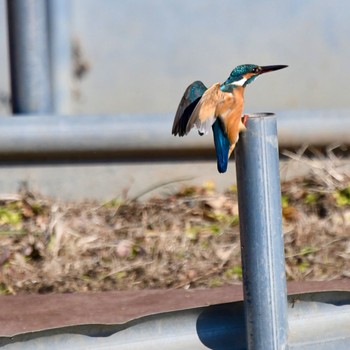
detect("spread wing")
(186, 83), (222, 135)
(172, 81), (207, 136)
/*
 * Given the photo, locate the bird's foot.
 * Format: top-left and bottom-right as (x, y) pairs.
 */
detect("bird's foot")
(242, 114), (249, 126)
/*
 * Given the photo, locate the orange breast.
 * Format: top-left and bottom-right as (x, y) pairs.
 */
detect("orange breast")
(217, 87), (245, 145)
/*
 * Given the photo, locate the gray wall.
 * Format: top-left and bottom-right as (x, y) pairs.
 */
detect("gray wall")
(1, 0), (349, 114)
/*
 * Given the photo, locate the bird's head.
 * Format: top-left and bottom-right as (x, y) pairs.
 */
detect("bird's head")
(221, 64), (288, 92)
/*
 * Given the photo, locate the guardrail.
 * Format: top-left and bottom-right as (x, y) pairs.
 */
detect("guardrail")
(0, 111), (349, 163)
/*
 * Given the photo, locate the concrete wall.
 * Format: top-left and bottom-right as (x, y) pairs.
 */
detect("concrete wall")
(0, 0), (349, 115)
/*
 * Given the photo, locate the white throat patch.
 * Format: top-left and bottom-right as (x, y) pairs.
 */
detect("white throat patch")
(230, 77), (247, 86)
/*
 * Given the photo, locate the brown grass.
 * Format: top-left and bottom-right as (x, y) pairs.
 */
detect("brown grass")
(0, 157), (349, 295)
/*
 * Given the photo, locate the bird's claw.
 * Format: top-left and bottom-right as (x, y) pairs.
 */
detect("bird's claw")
(242, 114), (249, 126)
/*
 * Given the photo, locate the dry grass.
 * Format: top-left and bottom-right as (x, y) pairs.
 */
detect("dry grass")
(0, 157), (349, 295)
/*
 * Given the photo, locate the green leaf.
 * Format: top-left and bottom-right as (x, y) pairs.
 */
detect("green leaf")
(335, 186), (350, 206)
(281, 194), (289, 208)
(0, 207), (22, 226)
(304, 193), (318, 204)
(224, 265), (242, 279)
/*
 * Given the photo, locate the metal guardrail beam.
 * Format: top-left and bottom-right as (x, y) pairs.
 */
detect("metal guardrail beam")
(235, 114), (288, 349)
(1, 292), (350, 349)
(276, 109), (350, 147)
(7, 0), (53, 114)
(0, 111), (349, 162)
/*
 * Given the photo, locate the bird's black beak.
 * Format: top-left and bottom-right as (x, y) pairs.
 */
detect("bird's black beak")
(259, 65), (288, 74)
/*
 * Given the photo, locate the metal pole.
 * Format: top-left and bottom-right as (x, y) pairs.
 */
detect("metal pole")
(235, 114), (288, 349)
(7, 0), (53, 114)
(47, 0), (72, 114)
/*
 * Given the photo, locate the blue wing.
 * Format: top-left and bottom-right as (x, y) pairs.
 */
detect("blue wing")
(173, 80), (230, 173)
(212, 117), (230, 173)
(172, 81), (207, 136)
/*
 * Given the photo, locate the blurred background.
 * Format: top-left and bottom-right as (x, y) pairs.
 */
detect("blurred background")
(0, 0), (349, 200)
(0, 0), (349, 303)
(1, 0), (350, 115)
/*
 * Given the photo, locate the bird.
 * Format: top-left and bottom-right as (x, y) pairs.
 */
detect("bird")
(172, 64), (288, 173)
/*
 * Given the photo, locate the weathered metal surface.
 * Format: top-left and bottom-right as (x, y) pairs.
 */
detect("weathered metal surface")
(288, 297), (350, 349)
(0, 284), (350, 349)
(235, 114), (288, 349)
(0, 286), (243, 336)
(0, 281), (349, 337)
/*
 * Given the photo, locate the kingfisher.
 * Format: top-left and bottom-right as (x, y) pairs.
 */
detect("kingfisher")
(172, 64), (288, 173)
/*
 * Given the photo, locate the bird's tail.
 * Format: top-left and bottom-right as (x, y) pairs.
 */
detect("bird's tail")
(212, 118), (230, 173)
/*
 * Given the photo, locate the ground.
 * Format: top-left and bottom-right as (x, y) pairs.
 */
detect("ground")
(0, 159), (349, 295)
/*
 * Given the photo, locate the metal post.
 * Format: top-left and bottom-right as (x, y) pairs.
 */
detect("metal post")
(47, 0), (72, 114)
(235, 114), (288, 349)
(7, 0), (53, 114)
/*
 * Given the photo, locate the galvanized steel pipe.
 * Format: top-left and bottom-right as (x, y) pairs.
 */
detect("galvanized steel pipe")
(235, 114), (288, 349)
(47, 0), (72, 114)
(7, 0), (53, 114)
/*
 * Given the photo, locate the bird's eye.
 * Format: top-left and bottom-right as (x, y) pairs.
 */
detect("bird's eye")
(252, 67), (259, 73)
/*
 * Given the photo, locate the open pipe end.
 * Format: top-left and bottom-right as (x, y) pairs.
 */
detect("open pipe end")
(245, 112), (275, 118)
(242, 113), (275, 126)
